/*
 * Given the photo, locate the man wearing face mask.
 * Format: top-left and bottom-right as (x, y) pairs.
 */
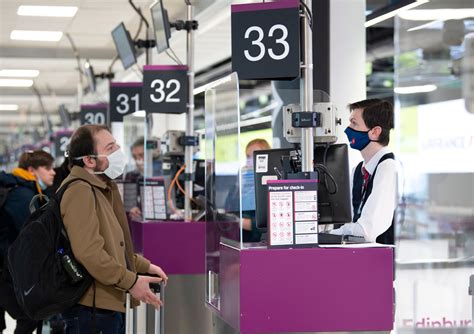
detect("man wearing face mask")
(59, 125), (168, 332)
(330, 99), (397, 244)
(0, 150), (55, 333)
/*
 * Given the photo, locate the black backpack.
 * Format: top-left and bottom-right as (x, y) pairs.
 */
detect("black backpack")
(7, 178), (95, 320)
(0, 182), (16, 212)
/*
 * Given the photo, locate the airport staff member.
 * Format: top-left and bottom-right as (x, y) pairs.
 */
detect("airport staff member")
(125, 137), (145, 221)
(330, 99), (397, 244)
(126, 137), (145, 180)
(60, 125), (168, 331)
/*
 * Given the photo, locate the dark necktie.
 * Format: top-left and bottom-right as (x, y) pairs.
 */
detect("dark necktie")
(362, 166), (370, 195)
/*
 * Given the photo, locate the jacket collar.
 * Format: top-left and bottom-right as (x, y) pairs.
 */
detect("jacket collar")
(12, 168), (42, 194)
(69, 166), (108, 190)
(363, 146), (391, 175)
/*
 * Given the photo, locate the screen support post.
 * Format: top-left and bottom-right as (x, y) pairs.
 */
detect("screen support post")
(300, 0), (314, 173)
(184, 0), (197, 222)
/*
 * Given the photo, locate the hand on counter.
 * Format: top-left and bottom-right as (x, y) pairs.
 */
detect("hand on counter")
(129, 206), (142, 221)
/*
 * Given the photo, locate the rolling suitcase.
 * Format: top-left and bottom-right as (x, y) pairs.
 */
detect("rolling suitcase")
(125, 282), (164, 334)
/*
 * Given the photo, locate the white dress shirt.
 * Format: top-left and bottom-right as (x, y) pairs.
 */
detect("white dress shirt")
(330, 146), (398, 242)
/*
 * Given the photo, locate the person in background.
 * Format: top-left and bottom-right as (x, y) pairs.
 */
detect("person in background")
(125, 137), (145, 181)
(46, 156), (71, 196)
(330, 99), (397, 244)
(242, 139), (271, 242)
(0, 150), (55, 334)
(125, 137), (145, 221)
(60, 125), (167, 332)
(224, 139), (271, 243)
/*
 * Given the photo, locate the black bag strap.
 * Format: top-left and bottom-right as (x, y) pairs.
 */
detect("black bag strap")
(29, 194), (50, 214)
(58, 178), (99, 332)
(56, 178), (97, 203)
(55, 178), (97, 243)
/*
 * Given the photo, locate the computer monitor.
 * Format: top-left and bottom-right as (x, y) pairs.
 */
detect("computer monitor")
(58, 104), (70, 129)
(314, 144), (352, 224)
(83, 60), (96, 93)
(111, 22), (137, 70)
(150, 0), (171, 54)
(254, 144), (352, 232)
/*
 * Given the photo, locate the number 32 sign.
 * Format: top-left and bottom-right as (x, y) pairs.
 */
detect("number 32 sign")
(142, 65), (188, 114)
(231, 0), (300, 80)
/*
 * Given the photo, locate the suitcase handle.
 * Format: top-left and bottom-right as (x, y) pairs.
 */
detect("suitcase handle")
(149, 282), (161, 293)
(139, 274), (162, 293)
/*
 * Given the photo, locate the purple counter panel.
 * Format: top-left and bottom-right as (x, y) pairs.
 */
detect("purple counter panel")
(219, 245), (394, 334)
(129, 220), (205, 275)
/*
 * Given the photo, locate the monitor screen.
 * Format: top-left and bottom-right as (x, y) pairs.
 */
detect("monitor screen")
(314, 144), (352, 224)
(150, 0), (170, 54)
(254, 144), (352, 232)
(111, 22), (137, 70)
(83, 60), (96, 93)
(58, 104), (70, 129)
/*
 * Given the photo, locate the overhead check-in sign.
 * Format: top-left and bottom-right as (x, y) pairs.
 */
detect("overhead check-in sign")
(231, 0), (300, 80)
(142, 65), (188, 114)
(53, 130), (72, 158)
(109, 82), (143, 122)
(80, 103), (108, 125)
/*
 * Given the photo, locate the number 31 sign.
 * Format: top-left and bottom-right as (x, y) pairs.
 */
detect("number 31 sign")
(231, 0), (300, 80)
(142, 65), (188, 114)
(109, 82), (142, 122)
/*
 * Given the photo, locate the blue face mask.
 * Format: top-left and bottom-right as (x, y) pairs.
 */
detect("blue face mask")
(344, 127), (371, 151)
(37, 178), (48, 190)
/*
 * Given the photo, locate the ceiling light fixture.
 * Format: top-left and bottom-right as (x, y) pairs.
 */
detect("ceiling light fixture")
(365, 0), (429, 28)
(17, 5), (78, 17)
(0, 69), (40, 78)
(0, 104), (19, 111)
(10, 30), (63, 42)
(394, 84), (437, 94)
(0, 79), (34, 87)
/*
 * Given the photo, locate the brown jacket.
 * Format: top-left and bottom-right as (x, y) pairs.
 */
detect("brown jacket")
(60, 166), (150, 312)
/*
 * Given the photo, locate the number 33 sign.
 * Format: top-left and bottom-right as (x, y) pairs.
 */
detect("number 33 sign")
(142, 65), (188, 114)
(231, 0), (300, 80)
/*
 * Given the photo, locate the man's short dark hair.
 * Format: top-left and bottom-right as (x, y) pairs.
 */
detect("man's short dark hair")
(18, 150), (54, 169)
(68, 124), (109, 168)
(131, 137), (144, 152)
(348, 99), (394, 146)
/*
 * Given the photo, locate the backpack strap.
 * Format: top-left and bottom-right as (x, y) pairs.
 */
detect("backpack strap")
(56, 178), (97, 202)
(55, 178), (97, 243)
(29, 194), (50, 214)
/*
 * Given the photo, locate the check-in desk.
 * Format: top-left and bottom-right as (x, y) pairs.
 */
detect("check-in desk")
(130, 220), (212, 334)
(209, 239), (394, 334)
